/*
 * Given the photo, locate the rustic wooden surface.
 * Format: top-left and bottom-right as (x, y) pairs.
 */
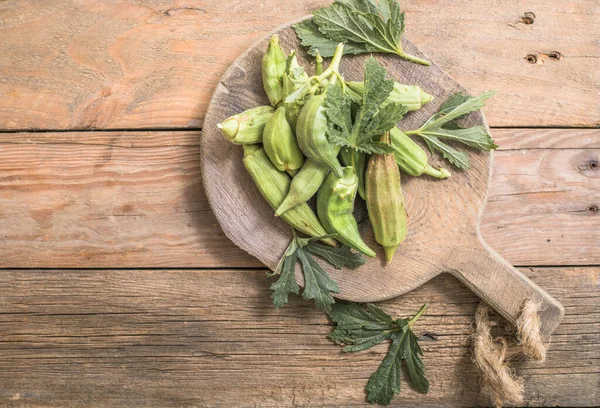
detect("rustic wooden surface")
(0, 0), (598, 407)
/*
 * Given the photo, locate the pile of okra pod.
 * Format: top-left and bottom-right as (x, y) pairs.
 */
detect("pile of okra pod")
(217, 35), (451, 263)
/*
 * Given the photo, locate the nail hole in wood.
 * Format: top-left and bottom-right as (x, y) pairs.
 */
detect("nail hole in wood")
(522, 12), (536, 24)
(587, 205), (598, 214)
(589, 161), (598, 170)
(549, 51), (562, 60)
(525, 54), (538, 64)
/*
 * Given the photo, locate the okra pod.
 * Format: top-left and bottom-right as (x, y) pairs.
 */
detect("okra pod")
(276, 159), (329, 216)
(283, 51), (310, 129)
(217, 106), (275, 145)
(243, 147), (337, 247)
(390, 127), (450, 179)
(346, 81), (433, 112)
(262, 35), (287, 107)
(339, 147), (367, 200)
(317, 167), (376, 258)
(263, 106), (304, 172)
(296, 93), (343, 178)
(366, 132), (407, 263)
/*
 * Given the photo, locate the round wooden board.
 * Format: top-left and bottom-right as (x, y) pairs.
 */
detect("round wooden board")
(201, 19), (491, 302)
(201, 18), (565, 336)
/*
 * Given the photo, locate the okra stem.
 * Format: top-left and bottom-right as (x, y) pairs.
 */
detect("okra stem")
(396, 47), (431, 66)
(423, 164), (451, 179)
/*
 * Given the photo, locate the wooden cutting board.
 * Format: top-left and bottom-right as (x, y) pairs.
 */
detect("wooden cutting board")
(200, 19), (564, 336)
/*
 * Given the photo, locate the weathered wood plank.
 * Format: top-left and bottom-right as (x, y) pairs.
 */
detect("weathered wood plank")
(0, 129), (598, 268)
(0, 0), (597, 130)
(0, 267), (597, 407)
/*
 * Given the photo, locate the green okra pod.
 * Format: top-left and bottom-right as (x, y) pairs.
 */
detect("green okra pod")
(243, 146), (336, 247)
(346, 81), (433, 112)
(218, 106), (275, 145)
(390, 127), (450, 179)
(262, 34), (287, 107)
(263, 106), (304, 172)
(276, 159), (329, 216)
(317, 167), (376, 258)
(339, 147), (367, 200)
(283, 51), (310, 129)
(296, 93), (343, 178)
(366, 132), (407, 263)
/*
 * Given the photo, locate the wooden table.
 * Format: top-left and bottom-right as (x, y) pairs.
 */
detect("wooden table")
(0, 1), (598, 406)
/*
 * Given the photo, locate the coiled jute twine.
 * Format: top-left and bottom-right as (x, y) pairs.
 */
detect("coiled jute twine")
(472, 300), (548, 407)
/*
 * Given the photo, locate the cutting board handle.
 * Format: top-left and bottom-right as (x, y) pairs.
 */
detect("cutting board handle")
(446, 236), (564, 336)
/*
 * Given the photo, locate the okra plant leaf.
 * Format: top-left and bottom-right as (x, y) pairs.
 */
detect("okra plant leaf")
(406, 90), (497, 169)
(293, 19), (366, 57)
(329, 303), (397, 351)
(269, 235), (364, 310)
(421, 134), (470, 170)
(306, 243), (366, 269)
(298, 247), (340, 313)
(325, 58), (406, 154)
(270, 248), (300, 308)
(402, 322), (429, 394)
(328, 303), (429, 406)
(366, 331), (404, 405)
(294, 0), (430, 65)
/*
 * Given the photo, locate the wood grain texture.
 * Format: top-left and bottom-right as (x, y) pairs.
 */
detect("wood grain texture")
(0, 0), (597, 130)
(200, 24), (563, 332)
(1, 129), (598, 268)
(0, 267), (597, 407)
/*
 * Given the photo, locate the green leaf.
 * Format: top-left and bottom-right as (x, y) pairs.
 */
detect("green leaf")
(296, 1), (429, 65)
(327, 303), (430, 405)
(314, 4), (392, 53)
(298, 247), (340, 313)
(427, 90), (496, 128)
(366, 331), (404, 405)
(422, 135), (470, 169)
(362, 102), (409, 139)
(407, 90), (497, 169)
(269, 249), (300, 308)
(293, 19), (368, 57)
(325, 58), (406, 154)
(330, 303), (396, 332)
(403, 325), (430, 394)
(324, 82), (353, 136)
(421, 126), (498, 151)
(337, 0), (379, 14)
(306, 243), (366, 269)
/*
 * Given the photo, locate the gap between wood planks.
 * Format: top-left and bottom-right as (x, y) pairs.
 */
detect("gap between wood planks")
(0, 126), (597, 135)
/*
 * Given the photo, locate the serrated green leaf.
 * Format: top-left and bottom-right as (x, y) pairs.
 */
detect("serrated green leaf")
(314, 4), (393, 53)
(407, 90), (497, 169)
(337, 0), (379, 14)
(324, 82), (353, 135)
(306, 243), (366, 269)
(293, 19), (369, 57)
(421, 126), (497, 151)
(298, 247), (339, 312)
(362, 102), (408, 138)
(325, 58), (406, 154)
(296, 0), (429, 64)
(328, 303), (429, 405)
(365, 331), (403, 405)
(330, 303), (396, 331)
(269, 249), (300, 308)
(403, 328), (430, 394)
(329, 303), (397, 352)
(427, 90), (496, 129)
(422, 135), (470, 169)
